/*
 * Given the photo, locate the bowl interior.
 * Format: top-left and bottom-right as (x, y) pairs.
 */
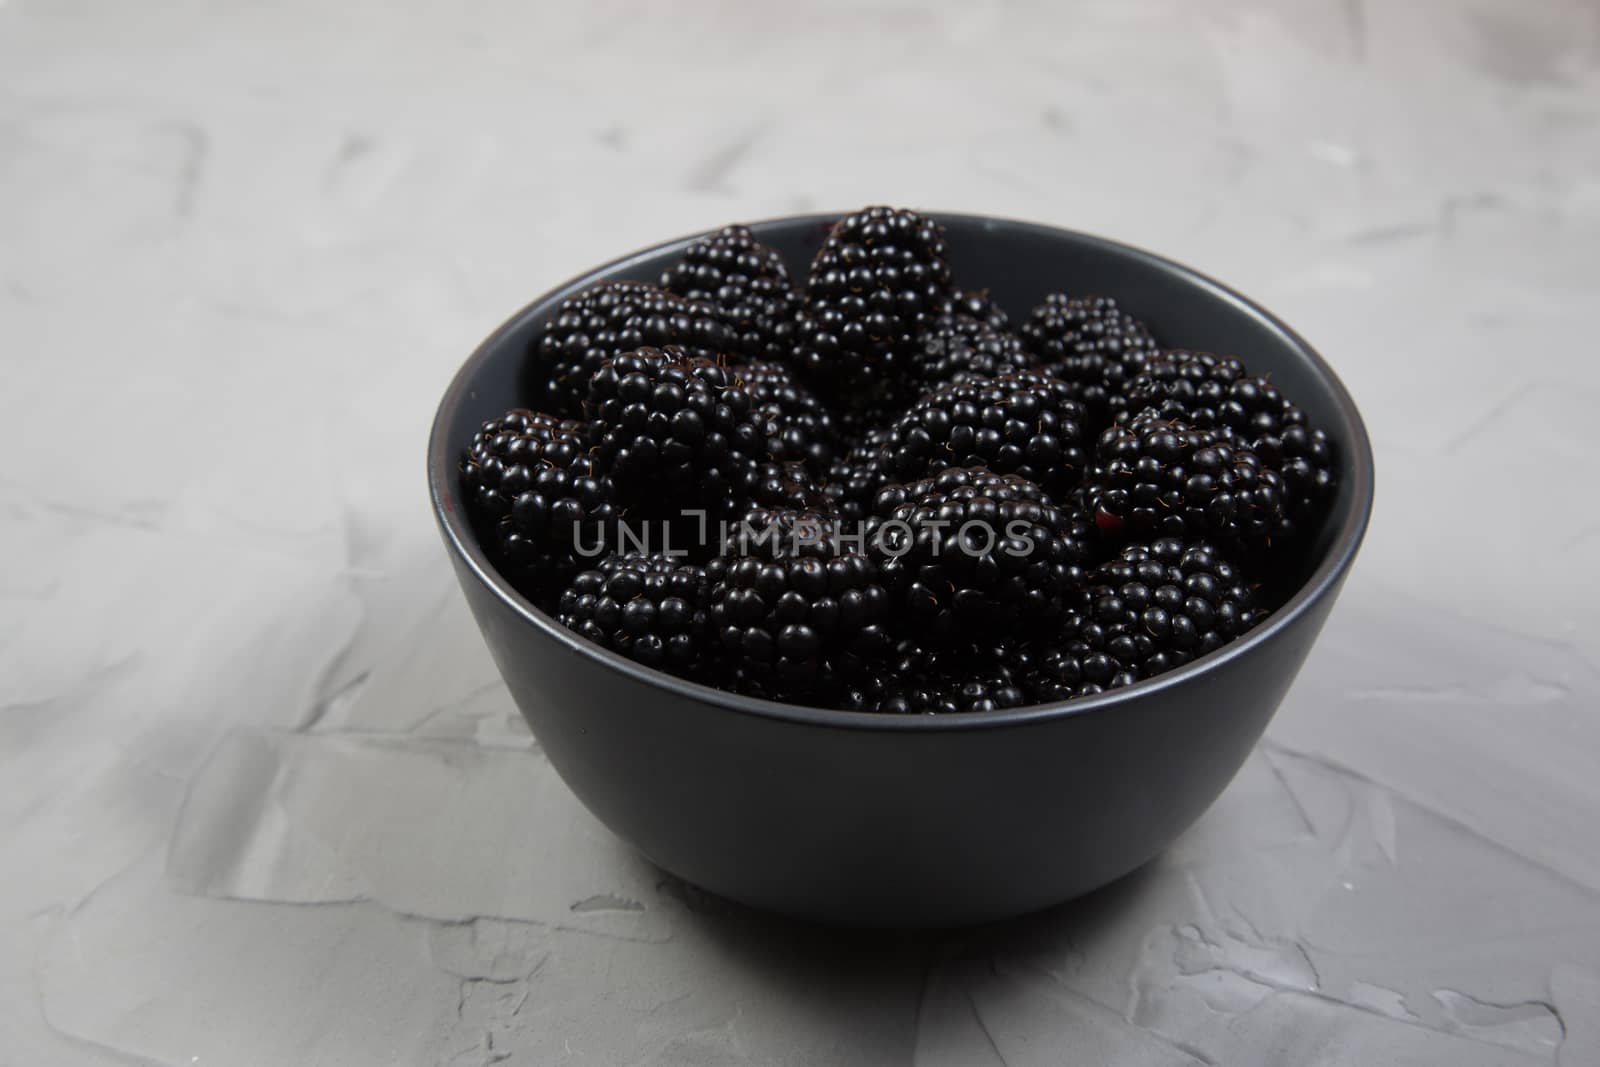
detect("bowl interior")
(431, 213), (1374, 718)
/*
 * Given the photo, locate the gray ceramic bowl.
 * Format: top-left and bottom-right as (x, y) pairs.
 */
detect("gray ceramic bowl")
(428, 214), (1374, 927)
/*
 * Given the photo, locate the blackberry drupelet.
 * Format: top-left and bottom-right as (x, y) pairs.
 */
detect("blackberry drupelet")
(585, 346), (766, 514)
(1020, 293), (1159, 425)
(1087, 416), (1286, 544)
(878, 370), (1090, 497)
(556, 553), (709, 670)
(731, 359), (842, 471)
(705, 509), (892, 703)
(1070, 537), (1264, 679)
(791, 206), (954, 405)
(531, 281), (738, 415)
(867, 467), (1090, 644)
(661, 225), (800, 360)
(460, 409), (620, 600)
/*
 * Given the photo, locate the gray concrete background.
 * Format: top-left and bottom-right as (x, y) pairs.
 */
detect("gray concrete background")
(3, 1), (1598, 1063)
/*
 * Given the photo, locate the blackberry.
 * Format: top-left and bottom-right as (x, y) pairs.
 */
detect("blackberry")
(867, 467), (1089, 644)
(1112, 350), (1336, 534)
(1070, 538), (1264, 679)
(1026, 638), (1139, 702)
(661, 225), (800, 360)
(792, 206), (953, 404)
(906, 316), (1031, 393)
(821, 425), (896, 523)
(1110, 349), (1252, 430)
(870, 465), (1064, 522)
(721, 504), (843, 558)
(461, 409), (590, 521)
(1264, 420), (1336, 537)
(1087, 416), (1286, 544)
(585, 346), (766, 513)
(940, 289), (1011, 331)
(826, 635), (935, 711)
(460, 409), (620, 597)
(705, 509), (892, 703)
(731, 359), (841, 470)
(734, 460), (827, 514)
(877, 371), (1090, 497)
(496, 526), (587, 607)
(940, 664), (1030, 713)
(556, 553), (708, 670)
(1060, 483), (1113, 563)
(1020, 293), (1159, 424)
(530, 282), (738, 415)
(825, 637), (1028, 714)
(880, 662), (1029, 714)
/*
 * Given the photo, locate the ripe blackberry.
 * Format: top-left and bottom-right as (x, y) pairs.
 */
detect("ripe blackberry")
(531, 282), (738, 415)
(460, 410), (620, 596)
(1087, 417), (1286, 544)
(661, 225), (800, 360)
(880, 661), (1030, 714)
(705, 509), (892, 703)
(1059, 483), (1114, 561)
(824, 635), (933, 711)
(906, 316), (1031, 393)
(461, 409), (589, 521)
(1026, 638), (1139, 702)
(585, 346), (766, 512)
(720, 504), (844, 556)
(556, 553), (708, 670)
(1020, 293), (1159, 424)
(867, 467), (1089, 644)
(870, 465), (1059, 520)
(878, 371), (1090, 497)
(940, 289), (1011, 331)
(734, 460), (827, 514)
(826, 637), (1029, 714)
(820, 425), (896, 523)
(731, 359), (841, 470)
(1070, 538), (1264, 679)
(1110, 349), (1250, 430)
(496, 527), (587, 608)
(792, 206), (953, 403)
(1264, 421), (1336, 536)
(1113, 350), (1337, 533)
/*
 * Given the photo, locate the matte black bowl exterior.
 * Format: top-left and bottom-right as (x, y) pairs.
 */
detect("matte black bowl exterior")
(428, 215), (1374, 927)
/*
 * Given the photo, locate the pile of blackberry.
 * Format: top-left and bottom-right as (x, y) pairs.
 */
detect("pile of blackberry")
(462, 206), (1338, 712)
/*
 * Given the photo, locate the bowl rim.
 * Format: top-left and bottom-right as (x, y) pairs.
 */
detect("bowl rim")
(428, 211), (1375, 733)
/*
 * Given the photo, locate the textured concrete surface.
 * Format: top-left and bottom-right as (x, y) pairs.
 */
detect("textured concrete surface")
(4, 0), (1599, 1063)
